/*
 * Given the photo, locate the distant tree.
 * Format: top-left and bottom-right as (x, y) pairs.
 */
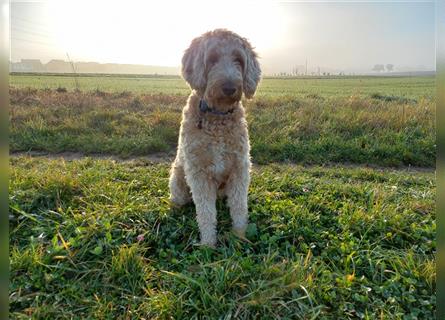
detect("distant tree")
(386, 64), (394, 72)
(372, 64), (385, 72)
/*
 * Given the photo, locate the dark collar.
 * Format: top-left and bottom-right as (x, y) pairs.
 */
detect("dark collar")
(199, 99), (235, 115)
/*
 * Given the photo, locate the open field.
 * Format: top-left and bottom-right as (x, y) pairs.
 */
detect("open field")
(10, 73), (435, 99)
(10, 156), (435, 319)
(10, 75), (435, 167)
(9, 74), (436, 318)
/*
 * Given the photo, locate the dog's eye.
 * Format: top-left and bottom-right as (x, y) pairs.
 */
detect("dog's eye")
(207, 54), (219, 66)
(234, 57), (244, 69)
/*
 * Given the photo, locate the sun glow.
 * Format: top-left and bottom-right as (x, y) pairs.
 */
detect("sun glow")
(47, 0), (291, 66)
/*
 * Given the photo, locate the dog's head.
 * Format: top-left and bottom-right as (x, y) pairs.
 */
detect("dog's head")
(182, 29), (261, 108)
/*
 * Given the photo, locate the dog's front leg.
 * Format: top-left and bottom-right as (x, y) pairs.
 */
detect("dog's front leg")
(187, 172), (218, 247)
(226, 162), (250, 239)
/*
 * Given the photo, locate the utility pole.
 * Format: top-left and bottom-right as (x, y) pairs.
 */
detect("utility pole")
(305, 59), (307, 76)
(66, 52), (79, 91)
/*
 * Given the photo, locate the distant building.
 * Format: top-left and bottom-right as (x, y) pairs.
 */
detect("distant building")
(75, 62), (103, 73)
(10, 58), (181, 75)
(10, 59), (44, 72)
(45, 59), (72, 73)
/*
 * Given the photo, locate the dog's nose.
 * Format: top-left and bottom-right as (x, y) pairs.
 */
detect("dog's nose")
(222, 84), (237, 96)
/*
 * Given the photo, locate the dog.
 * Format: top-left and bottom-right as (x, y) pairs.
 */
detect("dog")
(169, 29), (261, 247)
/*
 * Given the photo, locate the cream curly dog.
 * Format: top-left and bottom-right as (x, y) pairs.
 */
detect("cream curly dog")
(169, 29), (261, 247)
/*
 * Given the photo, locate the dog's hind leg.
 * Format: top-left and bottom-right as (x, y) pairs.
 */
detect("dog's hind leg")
(169, 159), (192, 207)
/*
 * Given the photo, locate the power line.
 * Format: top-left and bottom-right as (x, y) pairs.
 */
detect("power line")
(10, 15), (54, 32)
(11, 42), (62, 53)
(11, 26), (56, 39)
(11, 36), (57, 47)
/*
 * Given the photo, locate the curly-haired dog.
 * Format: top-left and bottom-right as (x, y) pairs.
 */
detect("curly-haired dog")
(169, 29), (261, 247)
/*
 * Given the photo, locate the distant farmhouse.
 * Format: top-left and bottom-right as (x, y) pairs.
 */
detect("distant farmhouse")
(10, 59), (181, 75)
(11, 59), (45, 72)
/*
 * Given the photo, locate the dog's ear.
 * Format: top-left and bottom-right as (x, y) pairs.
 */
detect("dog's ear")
(182, 37), (206, 92)
(242, 39), (261, 99)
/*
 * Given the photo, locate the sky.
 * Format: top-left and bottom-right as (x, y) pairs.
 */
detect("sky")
(10, 0), (436, 74)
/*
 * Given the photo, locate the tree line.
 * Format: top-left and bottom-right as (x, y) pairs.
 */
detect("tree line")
(372, 64), (394, 72)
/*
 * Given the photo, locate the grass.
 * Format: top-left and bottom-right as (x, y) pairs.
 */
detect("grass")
(10, 88), (182, 156)
(246, 94), (434, 166)
(10, 78), (435, 167)
(9, 74), (436, 318)
(10, 73), (435, 99)
(9, 156), (436, 319)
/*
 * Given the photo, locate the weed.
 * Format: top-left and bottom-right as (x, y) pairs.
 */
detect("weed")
(370, 92), (417, 104)
(56, 86), (67, 93)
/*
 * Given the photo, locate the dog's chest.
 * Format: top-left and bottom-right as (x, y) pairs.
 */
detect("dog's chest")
(182, 111), (248, 181)
(209, 136), (232, 179)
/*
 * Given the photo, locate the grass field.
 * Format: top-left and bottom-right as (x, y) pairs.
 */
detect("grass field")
(10, 73), (435, 98)
(9, 74), (436, 318)
(10, 75), (435, 167)
(9, 156), (435, 319)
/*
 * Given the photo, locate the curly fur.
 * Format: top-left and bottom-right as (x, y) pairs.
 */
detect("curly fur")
(169, 29), (261, 247)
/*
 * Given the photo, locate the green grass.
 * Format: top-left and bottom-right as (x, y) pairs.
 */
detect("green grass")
(9, 74), (437, 318)
(246, 94), (434, 166)
(9, 156), (436, 319)
(10, 89), (182, 156)
(10, 73), (435, 99)
(10, 74), (190, 95)
(10, 82), (435, 167)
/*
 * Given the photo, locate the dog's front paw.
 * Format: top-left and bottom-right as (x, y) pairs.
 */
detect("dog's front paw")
(199, 232), (217, 248)
(198, 240), (216, 249)
(232, 226), (247, 239)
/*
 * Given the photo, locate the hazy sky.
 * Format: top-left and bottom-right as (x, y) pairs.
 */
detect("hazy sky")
(10, 0), (435, 74)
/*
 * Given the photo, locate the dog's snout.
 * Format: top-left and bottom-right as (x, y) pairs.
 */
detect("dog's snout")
(222, 83), (237, 96)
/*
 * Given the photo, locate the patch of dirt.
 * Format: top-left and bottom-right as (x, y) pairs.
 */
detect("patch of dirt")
(255, 161), (435, 174)
(9, 151), (435, 173)
(10, 151), (175, 164)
